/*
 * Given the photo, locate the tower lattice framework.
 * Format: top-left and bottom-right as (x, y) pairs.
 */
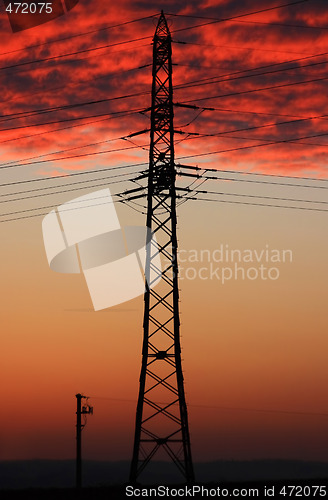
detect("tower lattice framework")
(130, 12), (194, 483)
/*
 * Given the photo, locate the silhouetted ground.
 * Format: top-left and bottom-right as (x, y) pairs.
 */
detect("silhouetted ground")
(1, 459), (328, 489)
(1, 479), (328, 500)
(1, 461), (327, 499)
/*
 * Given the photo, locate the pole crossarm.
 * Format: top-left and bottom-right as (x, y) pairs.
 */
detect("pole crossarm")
(129, 11), (194, 484)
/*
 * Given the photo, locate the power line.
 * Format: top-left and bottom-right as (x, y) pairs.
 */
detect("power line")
(175, 48), (328, 78)
(178, 170), (328, 189)
(0, 171), (142, 200)
(173, 38), (314, 56)
(0, 14), (158, 58)
(87, 395), (328, 418)
(0, 174), (142, 205)
(175, 112), (328, 150)
(121, 200), (147, 215)
(1, 122), (325, 190)
(167, 11), (328, 31)
(2, 165), (327, 222)
(0, 189), (133, 217)
(175, 75), (328, 103)
(0, 35), (152, 73)
(0, 143), (149, 170)
(0, 162), (149, 188)
(175, 124), (328, 151)
(174, 62), (239, 72)
(177, 187), (328, 205)
(1, 156), (323, 192)
(1, 138), (326, 190)
(174, 134), (328, 167)
(2, 188), (327, 223)
(2, 168), (327, 218)
(1, 12), (322, 141)
(0, 91), (149, 124)
(174, 60), (328, 92)
(192, 132), (328, 150)
(177, 195), (328, 213)
(1, 63), (151, 106)
(170, 1), (309, 34)
(176, 115), (328, 141)
(4, 112), (328, 171)
(1, 42), (151, 80)
(0, 128), (149, 169)
(0, 108), (147, 137)
(17, 37), (324, 122)
(179, 164), (328, 183)
(178, 172), (327, 190)
(175, 102), (328, 120)
(0, 191), (145, 223)
(2, 129), (328, 196)
(0, 113), (146, 146)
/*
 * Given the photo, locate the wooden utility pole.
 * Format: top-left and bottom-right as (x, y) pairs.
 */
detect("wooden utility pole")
(75, 393), (93, 489)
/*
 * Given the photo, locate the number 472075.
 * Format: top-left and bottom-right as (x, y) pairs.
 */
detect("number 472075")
(279, 485), (326, 496)
(5, 3), (53, 14)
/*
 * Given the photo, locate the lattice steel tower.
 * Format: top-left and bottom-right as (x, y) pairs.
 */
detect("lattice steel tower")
(129, 12), (194, 483)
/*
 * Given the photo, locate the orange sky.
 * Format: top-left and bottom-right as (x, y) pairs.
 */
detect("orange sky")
(1, 0), (328, 467)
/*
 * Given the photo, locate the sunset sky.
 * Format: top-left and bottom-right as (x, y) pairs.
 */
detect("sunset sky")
(1, 0), (328, 476)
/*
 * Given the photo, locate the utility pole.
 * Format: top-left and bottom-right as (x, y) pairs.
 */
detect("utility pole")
(130, 11), (194, 483)
(75, 393), (93, 489)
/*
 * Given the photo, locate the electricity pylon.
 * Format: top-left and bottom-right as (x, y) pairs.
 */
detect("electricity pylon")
(130, 11), (194, 483)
